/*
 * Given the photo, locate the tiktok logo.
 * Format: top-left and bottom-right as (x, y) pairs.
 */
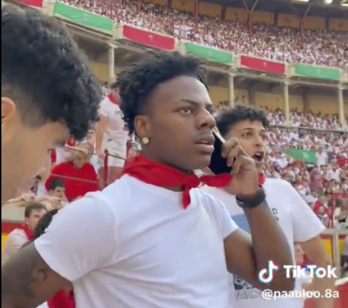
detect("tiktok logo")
(258, 261), (279, 283)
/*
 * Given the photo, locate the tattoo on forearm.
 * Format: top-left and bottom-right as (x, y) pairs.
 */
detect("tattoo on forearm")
(2, 244), (50, 301)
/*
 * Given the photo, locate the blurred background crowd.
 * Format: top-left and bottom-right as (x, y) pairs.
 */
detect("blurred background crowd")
(62, 0), (348, 68)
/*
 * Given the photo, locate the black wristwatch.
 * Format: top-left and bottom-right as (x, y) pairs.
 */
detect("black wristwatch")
(236, 186), (266, 209)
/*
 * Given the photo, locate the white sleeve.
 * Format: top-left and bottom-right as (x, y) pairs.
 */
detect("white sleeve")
(2, 230), (28, 263)
(34, 192), (117, 282)
(99, 98), (109, 117)
(285, 181), (325, 242)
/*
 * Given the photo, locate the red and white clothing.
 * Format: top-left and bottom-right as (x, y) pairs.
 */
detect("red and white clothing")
(34, 175), (238, 308)
(99, 94), (128, 168)
(45, 162), (98, 202)
(2, 224), (33, 263)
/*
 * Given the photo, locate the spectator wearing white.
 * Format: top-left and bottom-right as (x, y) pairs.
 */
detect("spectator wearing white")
(327, 165), (341, 182)
(202, 106), (334, 308)
(2, 203), (47, 264)
(316, 147), (329, 168)
(95, 81), (128, 188)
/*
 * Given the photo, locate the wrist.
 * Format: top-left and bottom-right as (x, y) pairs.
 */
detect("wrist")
(236, 186), (266, 209)
(236, 186), (260, 200)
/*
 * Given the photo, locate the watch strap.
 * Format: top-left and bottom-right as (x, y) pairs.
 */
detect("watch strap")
(236, 186), (266, 208)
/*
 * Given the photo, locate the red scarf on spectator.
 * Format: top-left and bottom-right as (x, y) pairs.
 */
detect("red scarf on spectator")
(108, 93), (119, 105)
(48, 289), (75, 308)
(122, 154), (232, 208)
(20, 224), (34, 241)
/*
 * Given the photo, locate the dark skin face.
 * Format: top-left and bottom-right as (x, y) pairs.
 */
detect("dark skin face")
(134, 75), (215, 172)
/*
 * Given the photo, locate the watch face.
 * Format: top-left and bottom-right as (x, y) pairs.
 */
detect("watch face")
(208, 135), (232, 175)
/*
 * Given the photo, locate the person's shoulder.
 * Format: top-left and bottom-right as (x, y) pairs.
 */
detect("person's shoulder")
(99, 96), (112, 110)
(83, 161), (97, 171)
(98, 175), (135, 204)
(53, 161), (70, 170)
(199, 185), (234, 206)
(264, 178), (305, 202)
(192, 188), (229, 214)
(8, 228), (26, 239)
(264, 177), (295, 191)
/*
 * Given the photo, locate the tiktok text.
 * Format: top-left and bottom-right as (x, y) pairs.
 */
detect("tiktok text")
(258, 261), (338, 283)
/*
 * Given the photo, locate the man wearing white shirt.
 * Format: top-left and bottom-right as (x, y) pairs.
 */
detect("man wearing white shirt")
(316, 148), (329, 168)
(2, 52), (294, 308)
(96, 81), (129, 188)
(202, 106), (334, 308)
(2, 203), (47, 264)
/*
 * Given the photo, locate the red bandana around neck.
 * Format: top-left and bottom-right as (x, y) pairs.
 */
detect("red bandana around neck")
(258, 173), (266, 185)
(108, 93), (119, 105)
(122, 154), (232, 208)
(20, 224), (34, 241)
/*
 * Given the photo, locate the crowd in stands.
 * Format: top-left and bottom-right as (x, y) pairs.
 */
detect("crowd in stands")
(61, 0), (348, 68)
(263, 125), (348, 228)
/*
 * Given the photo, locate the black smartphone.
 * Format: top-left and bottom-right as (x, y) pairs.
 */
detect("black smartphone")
(208, 135), (232, 175)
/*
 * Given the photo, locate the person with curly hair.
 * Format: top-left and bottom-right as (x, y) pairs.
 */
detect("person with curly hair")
(2, 50), (293, 308)
(1, 2), (102, 204)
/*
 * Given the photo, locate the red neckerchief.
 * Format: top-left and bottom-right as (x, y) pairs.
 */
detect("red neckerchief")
(108, 93), (119, 105)
(122, 154), (232, 209)
(20, 224), (34, 241)
(258, 173), (266, 185)
(67, 136), (76, 147)
(48, 289), (75, 308)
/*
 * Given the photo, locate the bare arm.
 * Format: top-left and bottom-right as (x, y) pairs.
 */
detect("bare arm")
(224, 201), (294, 292)
(2, 243), (69, 308)
(300, 236), (335, 308)
(95, 115), (107, 153)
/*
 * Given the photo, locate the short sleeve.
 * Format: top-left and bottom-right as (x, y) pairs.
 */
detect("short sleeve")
(99, 98), (109, 117)
(285, 181), (325, 242)
(34, 192), (117, 282)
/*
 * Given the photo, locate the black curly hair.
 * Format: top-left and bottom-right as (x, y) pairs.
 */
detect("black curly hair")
(33, 209), (59, 239)
(216, 105), (269, 137)
(1, 2), (101, 140)
(117, 51), (208, 135)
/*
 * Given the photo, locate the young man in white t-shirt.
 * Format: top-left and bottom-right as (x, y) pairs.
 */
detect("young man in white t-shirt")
(2, 52), (294, 308)
(202, 106), (334, 308)
(2, 203), (47, 264)
(96, 81), (128, 188)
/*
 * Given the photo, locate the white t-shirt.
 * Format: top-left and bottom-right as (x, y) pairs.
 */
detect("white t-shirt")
(35, 175), (238, 308)
(2, 229), (29, 264)
(55, 147), (72, 165)
(99, 96), (126, 135)
(316, 152), (328, 167)
(201, 178), (325, 308)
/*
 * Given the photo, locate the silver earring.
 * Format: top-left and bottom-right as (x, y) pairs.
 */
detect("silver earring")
(142, 137), (149, 145)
